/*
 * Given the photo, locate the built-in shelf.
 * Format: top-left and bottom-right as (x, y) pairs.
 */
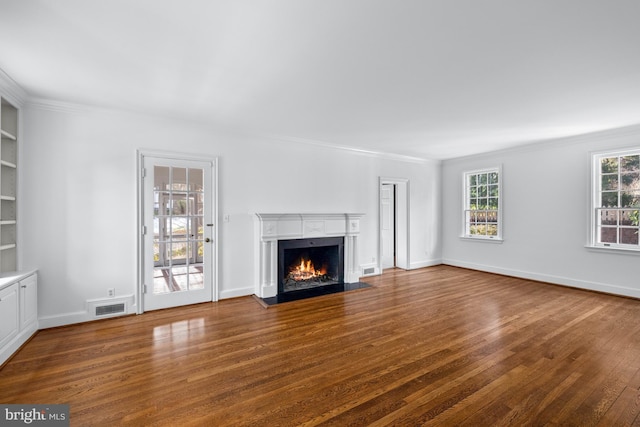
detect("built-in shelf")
(0, 97), (18, 272)
(0, 129), (16, 141)
(0, 160), (16, 169)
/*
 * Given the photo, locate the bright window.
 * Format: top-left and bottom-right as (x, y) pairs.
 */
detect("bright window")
(463, 167), (502, 240)
(593, 149), (640, 250)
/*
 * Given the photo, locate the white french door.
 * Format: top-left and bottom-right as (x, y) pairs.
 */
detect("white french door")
(141, 155), (216, 311)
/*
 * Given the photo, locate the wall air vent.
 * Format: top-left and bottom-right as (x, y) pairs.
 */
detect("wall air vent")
(96, 303), (125, 317)
(362, 267), (376, 275)
(87, 296), (131, 320)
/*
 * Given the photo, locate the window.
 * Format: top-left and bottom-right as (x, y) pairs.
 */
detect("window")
(463, 167), (502, 240)
(592, 149), (640, 250)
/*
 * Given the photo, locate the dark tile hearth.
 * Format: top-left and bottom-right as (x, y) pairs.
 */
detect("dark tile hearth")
(259, 282), (372, 306)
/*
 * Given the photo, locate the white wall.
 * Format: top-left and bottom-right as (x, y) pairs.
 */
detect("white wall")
(442, 126), (640, 298)
(22, 103), (441, 327)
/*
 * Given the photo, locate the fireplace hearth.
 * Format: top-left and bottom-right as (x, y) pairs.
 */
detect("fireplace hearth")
(278, 237), (344, 293)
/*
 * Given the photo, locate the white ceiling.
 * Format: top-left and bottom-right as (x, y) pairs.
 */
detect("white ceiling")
(1, 0), (639, 160)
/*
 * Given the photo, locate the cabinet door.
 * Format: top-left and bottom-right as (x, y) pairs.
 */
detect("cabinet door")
(0, 284), (19, 349)
(19, 274), (37, 329)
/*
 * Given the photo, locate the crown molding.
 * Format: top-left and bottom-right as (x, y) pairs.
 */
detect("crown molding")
(261, 133), (435, 164)
(22, 98), (436, 164)
(444, 123), (640, 164)
(0, 68), (28, 106)
(25, 97), (110, 114)
(21, 92), (640, 166)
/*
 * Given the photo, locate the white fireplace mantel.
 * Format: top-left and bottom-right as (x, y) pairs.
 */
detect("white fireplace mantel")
(254, 213), (364, 298)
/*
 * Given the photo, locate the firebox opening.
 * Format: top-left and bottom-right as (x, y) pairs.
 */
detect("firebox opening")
(278, 237), (344, 293)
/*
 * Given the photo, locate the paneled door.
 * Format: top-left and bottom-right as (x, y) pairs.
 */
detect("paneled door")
(141, 156), (216, 311)
(381, 183), (396, 269)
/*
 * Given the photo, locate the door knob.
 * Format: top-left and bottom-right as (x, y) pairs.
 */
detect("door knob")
(205, 238), (211, 243)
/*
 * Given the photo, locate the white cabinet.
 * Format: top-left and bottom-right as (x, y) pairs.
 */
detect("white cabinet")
(0, 97), (18, 273)
(0, 272), (37, 366)
(0, 283), (19, 350)
(19, 274), (37, 329)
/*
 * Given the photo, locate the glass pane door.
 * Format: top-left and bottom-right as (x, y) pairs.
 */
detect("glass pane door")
(143, 157), (214, 311)
(153, 166), (205, 294)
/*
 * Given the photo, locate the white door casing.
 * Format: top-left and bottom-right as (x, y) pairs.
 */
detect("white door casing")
(137, 151), (218, 312)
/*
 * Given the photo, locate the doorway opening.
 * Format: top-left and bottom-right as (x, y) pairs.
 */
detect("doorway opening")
(381, 183), (396, 269)
(379, 177), (409, 272)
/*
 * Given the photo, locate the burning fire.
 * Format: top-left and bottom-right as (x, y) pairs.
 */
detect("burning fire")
(288, 258), (327, 281)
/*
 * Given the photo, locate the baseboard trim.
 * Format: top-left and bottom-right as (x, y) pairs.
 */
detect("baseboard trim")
(38, 311), (91, 329)
(39, 290), (255, 328)
(0, 323), (38, 367)
(442, 258), (640, 299)
(39, 304), (137, 329)
(219, 287), (254, 300)
(409, 258), (443, 270)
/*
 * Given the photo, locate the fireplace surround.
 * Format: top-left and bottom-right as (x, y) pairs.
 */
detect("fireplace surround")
(254, 213), (363, 298)
(278, 236), (344, 293)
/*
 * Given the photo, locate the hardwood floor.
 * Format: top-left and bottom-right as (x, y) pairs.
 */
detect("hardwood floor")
(2, 265), (640, 426)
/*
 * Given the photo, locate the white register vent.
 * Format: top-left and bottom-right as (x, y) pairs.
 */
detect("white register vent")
(95, 303), (125, 317)
(87, 296), (130, 319)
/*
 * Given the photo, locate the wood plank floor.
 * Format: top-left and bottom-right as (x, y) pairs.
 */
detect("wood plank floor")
(2, 265), (640, 426)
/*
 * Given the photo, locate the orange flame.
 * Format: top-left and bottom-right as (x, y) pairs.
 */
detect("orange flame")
(288, 257), (327, 281)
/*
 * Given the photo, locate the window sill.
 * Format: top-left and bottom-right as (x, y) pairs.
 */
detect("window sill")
(585, 245), (640, 255)
(460, 236), (504, 244)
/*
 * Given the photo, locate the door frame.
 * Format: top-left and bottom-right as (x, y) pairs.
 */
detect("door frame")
(136, 149), (219, 314)
(378, 177), (410, 272)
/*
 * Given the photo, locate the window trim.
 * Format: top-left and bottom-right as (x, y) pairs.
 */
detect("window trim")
(589, 147), (640, 252)
(461, 165), (503, 242)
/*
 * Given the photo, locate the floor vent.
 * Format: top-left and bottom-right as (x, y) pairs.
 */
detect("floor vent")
(362, 267), (376, 275)
(96, 303), (125, 317)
